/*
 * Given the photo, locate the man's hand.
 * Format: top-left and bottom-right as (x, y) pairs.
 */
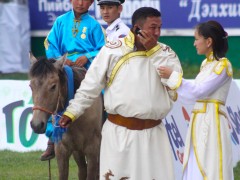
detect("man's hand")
(74, 56), (88, 67)
(137, 30), (157, 50)
(59, 115), (72, 128)
(158, 66), (173, 79)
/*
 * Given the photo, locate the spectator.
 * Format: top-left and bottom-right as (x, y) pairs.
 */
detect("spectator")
(97, 0), (129, 41)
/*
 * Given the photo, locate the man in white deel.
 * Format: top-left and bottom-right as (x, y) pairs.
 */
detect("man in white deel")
(59, 7), (182, 180)
(97, 0), (129, 41)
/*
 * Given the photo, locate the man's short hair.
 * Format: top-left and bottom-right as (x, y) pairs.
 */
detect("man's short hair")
(132, 7), (161, 26)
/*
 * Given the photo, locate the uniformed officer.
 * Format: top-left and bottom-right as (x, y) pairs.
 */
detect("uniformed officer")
(97, 0), (130, 41)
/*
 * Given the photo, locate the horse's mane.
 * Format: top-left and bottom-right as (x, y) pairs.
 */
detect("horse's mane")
(29, 57), (58, 77)
(29, 56), (85, 93)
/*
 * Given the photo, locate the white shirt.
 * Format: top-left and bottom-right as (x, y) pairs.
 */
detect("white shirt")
(105, 18), (130, 42)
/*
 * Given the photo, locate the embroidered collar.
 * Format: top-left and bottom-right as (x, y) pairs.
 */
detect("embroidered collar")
(206, 52), (214, 62)
(71, 10), (89, 20)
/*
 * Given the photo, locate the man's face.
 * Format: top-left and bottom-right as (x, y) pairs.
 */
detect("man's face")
(71, 0), (93, 17)
(100, 4), (122, 25)
(141, 16), (162, 42)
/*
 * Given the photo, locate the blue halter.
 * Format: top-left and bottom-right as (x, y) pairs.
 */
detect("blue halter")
(52, 65), (74, 143)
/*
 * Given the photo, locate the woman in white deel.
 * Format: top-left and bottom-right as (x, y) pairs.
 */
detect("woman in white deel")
(158, 20), (234, 180)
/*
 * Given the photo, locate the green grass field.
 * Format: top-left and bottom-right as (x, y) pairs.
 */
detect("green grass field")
(0, 150), (78, 180)
(0, 150), (239, 179)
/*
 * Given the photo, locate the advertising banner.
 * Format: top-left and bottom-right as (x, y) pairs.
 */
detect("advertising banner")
(161, 0), (240, 35)
(29, 0), (240, 37)
(0, 80), (48, 152)
(0, 80), (240, 179)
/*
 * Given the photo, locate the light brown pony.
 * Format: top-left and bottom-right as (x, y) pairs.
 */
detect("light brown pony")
(29, 54), (103, 180)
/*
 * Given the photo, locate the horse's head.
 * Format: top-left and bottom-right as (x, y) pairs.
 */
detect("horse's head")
(29, 53), (67, 134)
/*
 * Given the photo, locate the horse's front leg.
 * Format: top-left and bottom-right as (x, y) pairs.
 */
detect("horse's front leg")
(55, 142), (72, 180)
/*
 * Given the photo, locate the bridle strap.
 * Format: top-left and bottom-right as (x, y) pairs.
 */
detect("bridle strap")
(32, 106), (54, 115)
(32, 87), (61, 116)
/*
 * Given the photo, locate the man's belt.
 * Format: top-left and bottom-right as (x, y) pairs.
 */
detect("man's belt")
(107, 114), (162, 130)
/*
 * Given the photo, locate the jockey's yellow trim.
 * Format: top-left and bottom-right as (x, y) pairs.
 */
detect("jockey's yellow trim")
(67, 52), (80, 57)
(63, 111), (76, 122)
(107, 51), (146, 87)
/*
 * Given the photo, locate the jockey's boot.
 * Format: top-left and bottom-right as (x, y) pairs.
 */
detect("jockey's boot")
(40, 139), (55, 161)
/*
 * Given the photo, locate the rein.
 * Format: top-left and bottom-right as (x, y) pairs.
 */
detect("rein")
(32, 89), (62, 127)
(32, 106), (55, 115)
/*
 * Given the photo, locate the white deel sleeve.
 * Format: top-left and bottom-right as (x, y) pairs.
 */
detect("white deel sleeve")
(177, 69), (231, 104)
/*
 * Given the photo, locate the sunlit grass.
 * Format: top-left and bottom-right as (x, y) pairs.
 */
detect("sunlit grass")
(0, 150), (78, 180)
(0, 150), (239, 179)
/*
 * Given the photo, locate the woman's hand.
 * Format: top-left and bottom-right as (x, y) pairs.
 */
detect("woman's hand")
(158, 66), (173, 79)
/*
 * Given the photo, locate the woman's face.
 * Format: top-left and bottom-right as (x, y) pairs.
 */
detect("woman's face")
(194, 30), (212, 56)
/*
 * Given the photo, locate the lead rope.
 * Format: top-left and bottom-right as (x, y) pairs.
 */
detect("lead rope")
(52, 90), (63, 127)
(48, 90), (61, 180)
(48, 159), (51, 180)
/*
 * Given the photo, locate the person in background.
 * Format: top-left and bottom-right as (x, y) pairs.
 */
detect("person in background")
(159, 20), (234, 180)
(59, 7), (182, 179)
(41, 0), (105, 161)
(97, 0), (129, 41)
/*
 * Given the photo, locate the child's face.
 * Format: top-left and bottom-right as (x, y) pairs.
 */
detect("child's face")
(100, 5), (122, 25)
(71, 0), (93, 17)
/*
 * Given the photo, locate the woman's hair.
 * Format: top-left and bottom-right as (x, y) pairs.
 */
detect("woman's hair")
(196, 20), (228, 60)
(132, 7), (161, 27)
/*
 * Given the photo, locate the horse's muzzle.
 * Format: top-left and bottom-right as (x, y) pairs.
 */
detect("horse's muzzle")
(30, 119), (46, 134)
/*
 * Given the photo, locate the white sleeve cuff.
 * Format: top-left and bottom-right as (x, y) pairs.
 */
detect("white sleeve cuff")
(166, 71), (182, 90)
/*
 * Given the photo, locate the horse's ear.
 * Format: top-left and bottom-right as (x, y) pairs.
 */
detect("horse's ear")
(29, 51), (38, 65)
(54, 53), (67, 69)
